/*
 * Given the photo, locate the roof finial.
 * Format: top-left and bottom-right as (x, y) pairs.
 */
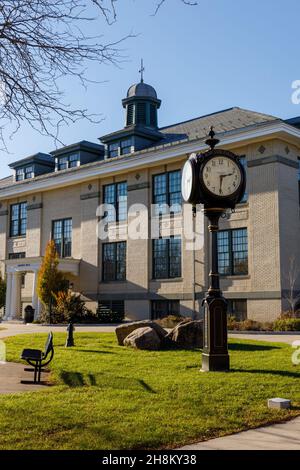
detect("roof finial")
(205, 126), (220, 150)
(139, 58), (145, 83)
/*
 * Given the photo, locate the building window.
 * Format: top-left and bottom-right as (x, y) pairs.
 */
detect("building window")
(103, 182), (127, 222)
(102, 241), (126, 282)
(108, 142), (119, 158)
(153, 237), (181, 279)
(217, 228), (248, 275)
(8, 252), (26, 259)
(151, 300), (180, 320)
(52, 218), (72, 257)
(57, 153), (79, 171)
(58, 156), (68, 171)
(16, 168), (24, 181)
(153, 170), (182, 214)
(25, 166), (34, 179)
(98, 300), (125, 319)
(69, 153), (79, 168)
(10, 202), (27, 237)
(239, 156), (248, 203)
(228, 299), (247, 321)
(120, 138), (133, 156)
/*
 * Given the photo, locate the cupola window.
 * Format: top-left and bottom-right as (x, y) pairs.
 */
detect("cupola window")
(136, 102), (147, 125)
(126, 104), (134, 126)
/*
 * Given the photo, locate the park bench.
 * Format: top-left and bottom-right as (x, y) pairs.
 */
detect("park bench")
(20, 332), (54, 383)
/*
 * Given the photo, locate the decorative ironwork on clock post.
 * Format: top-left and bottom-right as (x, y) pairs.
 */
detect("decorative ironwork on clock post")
(181, 127), (246, 372)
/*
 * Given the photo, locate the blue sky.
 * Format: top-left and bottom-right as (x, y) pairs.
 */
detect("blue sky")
(1, 0), (300, 178)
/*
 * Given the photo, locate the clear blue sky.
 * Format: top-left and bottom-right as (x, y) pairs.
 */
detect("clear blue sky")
(1, 0), (300, 178)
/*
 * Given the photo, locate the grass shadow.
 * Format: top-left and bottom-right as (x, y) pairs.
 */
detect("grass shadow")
(60, 370), (157, 393)
(229, 343), (280, 352)
(231, 368), (300, 379)
(138, 379), (157, 394)
(60, 371), (85, 387)
(76, 349), (116, 355)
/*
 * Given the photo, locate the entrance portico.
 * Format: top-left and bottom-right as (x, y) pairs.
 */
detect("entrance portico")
(4, 257), (80, 320)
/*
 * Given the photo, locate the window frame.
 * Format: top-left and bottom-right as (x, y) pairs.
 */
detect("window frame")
(152, 170), (182, 215)
(151, 300), (180, 320)
(218, 228), (248, 276)
(152, 236), (182, 280)
(103, 181), (127, 222)
(57, 153), (80, 171)
(102, 241), (127, 282)
(9, 202), (27, 238)
(52, 218), (73, 258)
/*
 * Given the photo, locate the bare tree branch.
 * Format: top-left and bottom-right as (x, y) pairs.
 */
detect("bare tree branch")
(153, 0), (198, 15)
(0, 0), (197, 149)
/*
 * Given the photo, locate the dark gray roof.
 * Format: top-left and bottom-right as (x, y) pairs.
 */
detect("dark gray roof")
(0, 175), (14, 189)
(159, 107), (279, 144)
(51, 140), (104, 157)
(9, 152), (53, 169)
(127, 82), (157, 99)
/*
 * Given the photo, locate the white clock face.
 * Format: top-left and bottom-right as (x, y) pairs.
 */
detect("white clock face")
(202, 156), (241, 196)
(181, 159), (194, 202)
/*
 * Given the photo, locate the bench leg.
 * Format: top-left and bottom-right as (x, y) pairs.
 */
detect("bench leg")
(38, 361), (42, 383)
(34, 363), (38, 383)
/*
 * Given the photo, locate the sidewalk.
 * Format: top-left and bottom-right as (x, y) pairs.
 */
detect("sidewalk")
(0, 362), (48, 394)
(179, 417), (300, 450)
(0, 322), (117, 339)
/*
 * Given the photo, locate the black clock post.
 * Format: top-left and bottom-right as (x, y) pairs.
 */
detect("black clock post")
(181, 127), (246, 372)
(201, 206), (230, 371)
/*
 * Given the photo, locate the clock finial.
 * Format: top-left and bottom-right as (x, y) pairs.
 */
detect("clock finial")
(139, 59), (145, 83)
(205, 126), (220, 150)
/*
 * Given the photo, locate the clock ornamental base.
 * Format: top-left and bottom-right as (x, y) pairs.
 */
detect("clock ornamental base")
(201, 294), (230, 372)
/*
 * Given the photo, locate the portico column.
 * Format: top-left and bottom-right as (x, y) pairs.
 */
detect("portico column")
(4, 272), (13, 320)
(10, 272), (22, 320)
(32, 270), (39, 320)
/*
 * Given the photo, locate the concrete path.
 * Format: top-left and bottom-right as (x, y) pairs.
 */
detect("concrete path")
(0, 322), (117, 339)
(0, 362), (48, 394)
(1, 323), (299, 344)
(179, 417), (300, 450)
(229, 332), (300, 345)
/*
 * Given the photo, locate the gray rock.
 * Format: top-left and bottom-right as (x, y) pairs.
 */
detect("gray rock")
(167, 320), (203, 349)
(116, 320), (167, 346)
(124, 327), (161, 350)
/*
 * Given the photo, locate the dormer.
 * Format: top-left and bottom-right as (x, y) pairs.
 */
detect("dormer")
(51, 141), (104, 171)
(9, 153), (54, 182)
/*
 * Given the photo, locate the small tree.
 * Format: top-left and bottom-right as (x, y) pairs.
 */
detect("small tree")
(37, 240), (68, 322)
(0, 274), (6, 310)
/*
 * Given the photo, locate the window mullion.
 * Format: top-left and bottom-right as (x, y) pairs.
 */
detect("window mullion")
(114, 243), (117, 281)
(230, 230), (234, 275)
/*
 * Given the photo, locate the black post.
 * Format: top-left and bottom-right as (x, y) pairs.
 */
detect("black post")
(65, 322), (75, 347)
(201, 208), (230, 372)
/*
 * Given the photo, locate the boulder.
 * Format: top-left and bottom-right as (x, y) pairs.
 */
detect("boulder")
(167, 320), (203, 349)
(116, 320), (167, 346)
(123, 327), (161, 351)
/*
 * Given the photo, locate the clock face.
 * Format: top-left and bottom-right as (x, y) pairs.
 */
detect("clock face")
(181, 159), (194, 202)
(202, 156), (241, 197)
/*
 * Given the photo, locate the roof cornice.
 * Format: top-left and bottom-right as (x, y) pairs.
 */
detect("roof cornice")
(1, 121), (300, 200)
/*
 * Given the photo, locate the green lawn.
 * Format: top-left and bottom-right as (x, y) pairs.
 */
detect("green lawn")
(0, 332), (299, 450)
